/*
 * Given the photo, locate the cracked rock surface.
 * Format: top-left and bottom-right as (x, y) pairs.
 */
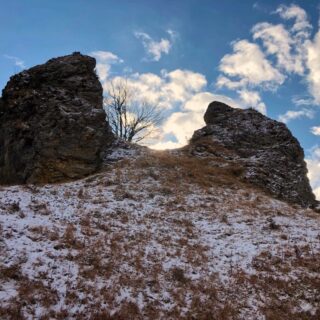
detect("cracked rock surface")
(191, 101), (316, 207)
(0, 52), (114, 184)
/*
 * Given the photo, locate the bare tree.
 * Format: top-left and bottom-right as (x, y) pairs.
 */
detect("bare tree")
(104, 79), (163, 143)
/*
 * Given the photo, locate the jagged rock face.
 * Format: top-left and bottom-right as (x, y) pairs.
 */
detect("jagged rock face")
(191, 101), (316, 207)
(0, 52), (114, 184)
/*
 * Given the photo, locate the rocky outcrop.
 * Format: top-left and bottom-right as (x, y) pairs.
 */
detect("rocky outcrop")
(0, 52), (114, 184)
(191, 101), (316, 207)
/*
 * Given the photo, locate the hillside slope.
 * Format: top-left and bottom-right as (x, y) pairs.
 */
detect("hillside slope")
(0, 146), (319, 320)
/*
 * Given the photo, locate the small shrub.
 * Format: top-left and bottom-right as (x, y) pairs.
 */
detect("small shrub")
(171, 267), (188, 284)
(221, 214), (229, 224)
(0, 263), (22, 280)
(268, 218), (281, 230)
(9, 201), (20, 213)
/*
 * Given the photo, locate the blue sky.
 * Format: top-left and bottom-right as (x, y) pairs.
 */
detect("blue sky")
(0, 0), (319, 197)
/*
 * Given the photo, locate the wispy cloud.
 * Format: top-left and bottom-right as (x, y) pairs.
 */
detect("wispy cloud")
(150, 92), (239, 149)
(305, 31), (320, 104)
(212, 5), (320, 199)
(278, 109), (315, 124)
(275, 4), (312, 37)
(292, 96), (315, 106)
(94, 4), (319, 152)
(217, 40), (285, 90)
(105, 69), (207, 110)
(306, 146), (320, 200)
(237, 89), (267, 114)
(90, 50), (123, 81)
(134, 30), (177, 61)
(4, 54), (26, 70)
(98, 57), (237, 148)
(91, 51), (123, 63)
(216, 3), (320, 115)
(252, 22), (304, 74)
(311, 126), (320, 136)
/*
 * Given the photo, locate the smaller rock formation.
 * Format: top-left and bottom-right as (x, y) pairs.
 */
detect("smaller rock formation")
(0, 52), (114, 184)
(191, 101), (316, 207)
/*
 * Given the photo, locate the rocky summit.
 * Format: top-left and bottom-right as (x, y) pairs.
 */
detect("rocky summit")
(0, 58), (319, 319)
(0, 52), (114, 184)
(0, 52), (316, 208)
(191, 101), (316, 207)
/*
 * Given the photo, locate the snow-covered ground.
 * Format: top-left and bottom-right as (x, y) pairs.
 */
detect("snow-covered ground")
(0, 149), (319, 319)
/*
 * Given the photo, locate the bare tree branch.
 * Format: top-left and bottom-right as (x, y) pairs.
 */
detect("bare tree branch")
(104, 78), (163, 143)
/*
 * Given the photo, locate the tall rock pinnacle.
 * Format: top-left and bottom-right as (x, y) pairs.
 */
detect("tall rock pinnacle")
(191, 101), (316, 207)
(0, 52), (114, 184)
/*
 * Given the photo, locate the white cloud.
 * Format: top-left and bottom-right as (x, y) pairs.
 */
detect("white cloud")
(275, 4), (312, 37)
(108, 69), (207, 110)
(166, 29), (179, 40)
(183, 92), (238, 111)
(216, 39), (283, 114)
(306, 146), (320, 200)
(237, 89), (267, 114)
(292, 96), (315, 106)
(216, 75), (248, 90)
(278, 109), (315, 123)
(134, 30), (176, 61)
(151, 140), (183, 150)
(163, 69), (207, 102)
(218, 40), (285, 90)
(4, 54), (26, 70)
(93, 4), (317, 150)
(271, 5), (319, 105)
(314, 187), (320, 200)
(103, 61), (259, 149)
(90, 51), (123, 81)
(252, 22), (304, 74)
(100, 65), (214, 149)
(150, 92), (239, 149)
(161, 111), (204, 147)
(311, 126), (320, 136)
(305, 31), (320, 104)
(216, 4), (320, 117)
(91, 51), (123, 62)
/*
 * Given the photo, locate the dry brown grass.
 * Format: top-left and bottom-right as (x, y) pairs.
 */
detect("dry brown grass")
(127, 151), (246, 195)
(1, 146), (319, 319)
(60, 223), (84, 249)
(28, 201), (50, 215)
(1, 217), (318, 319)
(0, 263), (23, 281)
(240, 246), (320, 319)
(0, 277), (59, 320)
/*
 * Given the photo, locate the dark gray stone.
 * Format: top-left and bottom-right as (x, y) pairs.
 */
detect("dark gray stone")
(191, 101), (316, 207)
(0, 52), (114, 184)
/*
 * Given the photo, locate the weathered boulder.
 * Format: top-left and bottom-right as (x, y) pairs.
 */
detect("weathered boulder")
(0, 52), (114, 184)
(191, 101), (316, 207)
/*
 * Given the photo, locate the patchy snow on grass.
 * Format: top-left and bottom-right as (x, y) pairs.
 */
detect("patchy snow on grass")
(0, 151), (319, 319)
